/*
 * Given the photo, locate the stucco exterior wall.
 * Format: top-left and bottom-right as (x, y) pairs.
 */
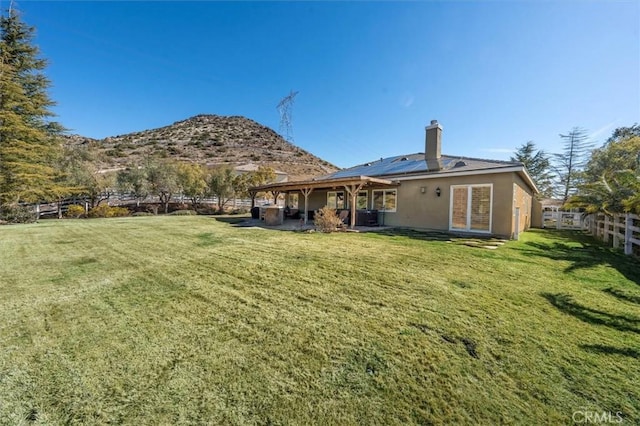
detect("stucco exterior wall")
(288, 171), (534, 238)
(292, 190), (334, 219)
(512, 174), (534, 236)
(531, 198), (543, 228)
(381, 173), (516, 236)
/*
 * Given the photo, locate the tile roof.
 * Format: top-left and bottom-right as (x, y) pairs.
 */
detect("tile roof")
(319, 153), (523, 180)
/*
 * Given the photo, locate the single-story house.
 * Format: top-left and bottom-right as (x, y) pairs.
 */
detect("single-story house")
(251, 120), (538, 238)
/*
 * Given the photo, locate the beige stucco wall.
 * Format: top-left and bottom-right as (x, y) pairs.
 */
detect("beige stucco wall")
(512, 174), (534, 236)
(380, 173), (517, 237)
(289, 190), (335, 219)
(288, 171), (535, 238)
(531, 198), (543, 228)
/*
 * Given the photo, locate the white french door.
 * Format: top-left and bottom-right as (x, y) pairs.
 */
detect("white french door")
(450, 185), (492, 233)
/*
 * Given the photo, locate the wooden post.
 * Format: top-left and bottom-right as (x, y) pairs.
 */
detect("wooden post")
(604, 215), (610, 244)
(613, 215), (620, 248)
(624, 213), (633, 255)
(598, 214), (604, 239)
(301, 187), (313, 225)
(344, 183), (364, 229)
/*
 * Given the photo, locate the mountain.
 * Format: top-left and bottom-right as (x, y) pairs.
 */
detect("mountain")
(63, 114), (338, 180)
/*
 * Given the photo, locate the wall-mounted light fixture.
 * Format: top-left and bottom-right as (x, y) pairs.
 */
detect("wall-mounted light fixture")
(435, 187), (441, 197)
(420, 186), (426, 194)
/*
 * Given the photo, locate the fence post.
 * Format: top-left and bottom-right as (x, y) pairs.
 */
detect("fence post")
(604, 215), (610, 244)
(613, 214), (620, 248)
(556, 211), (561, 230)
(624, 213), (633, 255)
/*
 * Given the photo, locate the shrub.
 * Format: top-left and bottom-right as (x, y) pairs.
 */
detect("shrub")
(196, 206), (217, 215)
(0, 204), (36, 224)
(132, 212), (154, 217)
(314, 206), (343, 233)
(109, 207), (130, 217)
(88, 204), (130, 218)
(65, 204), (86, 219)
(229, 208), (249, 215)
(168, 210), (197, 216)
(88, 204), (110, 218)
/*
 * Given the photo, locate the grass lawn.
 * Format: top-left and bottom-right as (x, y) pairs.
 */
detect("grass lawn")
(0, 216), (638, 424)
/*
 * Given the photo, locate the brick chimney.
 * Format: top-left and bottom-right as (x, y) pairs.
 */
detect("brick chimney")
(425, 119), (442, 171)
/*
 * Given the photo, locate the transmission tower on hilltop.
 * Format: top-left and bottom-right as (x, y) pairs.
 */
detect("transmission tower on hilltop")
(277, 90), (298, 142)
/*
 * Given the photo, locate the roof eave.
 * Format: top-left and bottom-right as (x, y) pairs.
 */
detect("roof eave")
(250, 175), (398, 193)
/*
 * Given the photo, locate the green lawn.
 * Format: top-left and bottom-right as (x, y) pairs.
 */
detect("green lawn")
(0, 216), (638, 424)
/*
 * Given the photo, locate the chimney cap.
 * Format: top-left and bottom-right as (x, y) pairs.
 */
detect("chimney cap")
(426, 120), (442, 130)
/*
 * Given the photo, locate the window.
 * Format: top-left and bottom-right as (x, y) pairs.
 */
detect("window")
(450, 184), (492, 232)
(327, 191), (345, 209)
(356, 191), (368, 209)
(372, 189), (397, 212)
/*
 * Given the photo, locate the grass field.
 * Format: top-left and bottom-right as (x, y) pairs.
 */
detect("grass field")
(0, 216), (638, 424)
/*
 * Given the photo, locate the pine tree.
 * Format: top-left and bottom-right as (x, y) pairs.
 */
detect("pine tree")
(510, 141), (555, 198)
(553, 128), (594, 203)
(0, 7), (64, 209)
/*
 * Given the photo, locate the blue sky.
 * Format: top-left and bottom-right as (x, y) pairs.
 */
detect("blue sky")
(20, 1), (640, 168)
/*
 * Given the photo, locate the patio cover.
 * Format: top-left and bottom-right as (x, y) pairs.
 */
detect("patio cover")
(250, 175), (398, 228)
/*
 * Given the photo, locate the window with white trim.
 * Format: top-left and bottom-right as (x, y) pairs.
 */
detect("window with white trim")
(450, 184), (492, 232)
(372, 189), (397, 212)
(327, 191), (345, 209)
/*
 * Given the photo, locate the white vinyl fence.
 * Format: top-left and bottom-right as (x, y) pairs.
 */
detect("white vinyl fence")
(542, 208), (586, 230)
(586, 213), (640, 256)
(543, 209), (639, 258)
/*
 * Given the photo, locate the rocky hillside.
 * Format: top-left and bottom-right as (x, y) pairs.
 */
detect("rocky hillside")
(63, 115), (338, 180)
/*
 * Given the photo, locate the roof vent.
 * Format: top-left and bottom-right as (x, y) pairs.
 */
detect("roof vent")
(454, 160), (467, 168)
(364, 162), (371, 166)
(400, 157), (409, 161)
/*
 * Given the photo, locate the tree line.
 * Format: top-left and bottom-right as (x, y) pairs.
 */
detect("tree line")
(63, 143), (275, 215)
(511, 125), (639, 215)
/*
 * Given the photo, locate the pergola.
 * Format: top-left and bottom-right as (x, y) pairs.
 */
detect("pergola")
(250, 175), (398, 229)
